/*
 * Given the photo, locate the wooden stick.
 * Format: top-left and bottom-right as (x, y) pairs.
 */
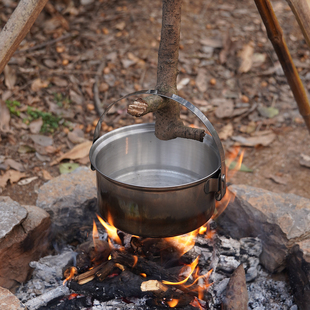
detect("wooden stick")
(286, 0), (310, 48)
(253, 0), (310, 133)
(0, 0), (49, 74)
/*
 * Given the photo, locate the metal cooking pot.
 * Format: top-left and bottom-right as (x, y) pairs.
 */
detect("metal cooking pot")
(89, 90), (226, 237)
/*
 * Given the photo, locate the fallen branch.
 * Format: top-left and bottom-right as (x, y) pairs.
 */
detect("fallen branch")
(254, 0), (310, 133)
(0, 0), (49, 74)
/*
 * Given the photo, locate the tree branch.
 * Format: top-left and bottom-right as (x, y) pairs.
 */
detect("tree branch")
(0, 0), (49, 74)
(254, 0), (310, 133)
(127, 0), (205, 141)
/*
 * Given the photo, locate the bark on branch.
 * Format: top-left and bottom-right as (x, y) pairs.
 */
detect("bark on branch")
(0, 0), (49, 74)
(254, 0), (310, 133)
(127, 0), (206, 141)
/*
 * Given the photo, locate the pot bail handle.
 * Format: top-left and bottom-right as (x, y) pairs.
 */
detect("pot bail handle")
(92, 89), (226, 200)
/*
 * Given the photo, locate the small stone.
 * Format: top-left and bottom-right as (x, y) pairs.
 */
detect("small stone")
(210, 78), (217, 85)
(241, 95), (249, 103)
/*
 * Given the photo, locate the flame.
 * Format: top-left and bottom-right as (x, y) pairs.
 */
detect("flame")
(163, 256), (199, 285)
(63, 267), (76, 285)
(165, 229), (199, 256)
(132, 255), (138, 267)
(96, 214), (122, 245)
(92, 220), (99, 250)
(140, 273), (147, 278)
(167, 299), (179, 307)
(190, 297), (204, 310)
(212, 147), (244, 219)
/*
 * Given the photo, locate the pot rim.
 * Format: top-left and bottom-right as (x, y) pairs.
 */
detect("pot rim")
(90, 123), (221, 192)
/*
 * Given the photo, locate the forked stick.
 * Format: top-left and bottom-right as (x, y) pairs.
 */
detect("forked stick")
(0, 0), (49, 74)
(254, 0), (310, 132)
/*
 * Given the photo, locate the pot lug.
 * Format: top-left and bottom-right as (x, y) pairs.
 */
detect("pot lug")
(204, 175), (221, 195)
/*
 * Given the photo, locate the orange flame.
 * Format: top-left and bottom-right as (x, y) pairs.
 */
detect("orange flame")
(92, 220), (99, 250)
(167, 299), (179, 307)
(96, 214), (122, 245)
(63, 267), (76, 285)
(132, 255), (138, 268)
(163, 256), (199, 285)
(190, 297), (204, 310)
(165, 229), (199, 256)
(213, 147), (244, 219)
(140, 273), (147, 278)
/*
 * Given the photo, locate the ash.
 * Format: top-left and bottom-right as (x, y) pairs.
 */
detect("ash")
(15, 233), (297, 310)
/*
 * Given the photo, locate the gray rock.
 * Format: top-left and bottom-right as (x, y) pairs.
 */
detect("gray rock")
(36, 167), (97, 245)
(0, 196), (27, 239)
(217, 185), (310, 273)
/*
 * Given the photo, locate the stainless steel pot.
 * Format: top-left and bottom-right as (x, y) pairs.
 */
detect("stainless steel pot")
(89, 90), (226, 237)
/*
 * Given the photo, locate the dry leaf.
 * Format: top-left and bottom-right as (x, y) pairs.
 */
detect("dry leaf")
(196, 69), (208, 93)
(115, 21), (126, 31)
(50, 140), (92, 165)
(232, 133), (276, 147)
(4, 159), (25, 172)
(70, 89), (84, 105)
(30, 134), (53, 146)
(4, 65), (17, 89)
(31, 79), (49, 92)
(29, 118), (43, 134)
(238, 42), (254, 73)
(0, 170), (26, 188)
(18, 176), (38, 185)
(214, 100), (234, 119)
(77, 155), (90, 165)
(219, 123), (233, 140)
(42, 169), (53, 180)
(0, 100), (11, 133)
(268, 175), (287, 185)
(68, 129), (85, 144)
(51, 77), (68, 87)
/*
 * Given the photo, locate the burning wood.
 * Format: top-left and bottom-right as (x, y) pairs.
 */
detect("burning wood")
(140, 280), (168, 293)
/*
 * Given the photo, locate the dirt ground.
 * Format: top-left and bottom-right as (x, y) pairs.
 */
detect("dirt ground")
(0, 0), (309, 206)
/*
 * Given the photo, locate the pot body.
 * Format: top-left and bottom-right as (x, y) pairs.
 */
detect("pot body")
(90, 123), (221, 237)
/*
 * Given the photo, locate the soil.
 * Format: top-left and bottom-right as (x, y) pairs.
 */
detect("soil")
(0, 0), (309, 206)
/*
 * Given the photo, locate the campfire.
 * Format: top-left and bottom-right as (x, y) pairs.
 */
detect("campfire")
(53, 150), (242, 309)
(62, 215), (215, 309)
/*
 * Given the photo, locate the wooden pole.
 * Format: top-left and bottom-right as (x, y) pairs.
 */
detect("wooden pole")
(286, 0), (310, 48)
(0, 0), (49, 74)
(254, 0), (310, 133)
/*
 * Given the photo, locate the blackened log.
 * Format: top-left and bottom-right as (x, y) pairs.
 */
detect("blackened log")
(111, 250), (179, 282)
(287, 246), (310, 310)
(222, 264), (248, 310)
(69, 271), (148, 301)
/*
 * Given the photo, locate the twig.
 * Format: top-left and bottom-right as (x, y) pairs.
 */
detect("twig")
(93, 59), (106, 116)
(14, 33), (76, 55)
(253, 0), (310, 133)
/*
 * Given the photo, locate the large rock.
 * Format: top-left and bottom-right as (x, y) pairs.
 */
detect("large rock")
(36, 167), (98, 245)
(216, 185), (310, 273)
(0, 287), (25, 310)
(0, 197), (27, 239)
(0, 198), (50, 290)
